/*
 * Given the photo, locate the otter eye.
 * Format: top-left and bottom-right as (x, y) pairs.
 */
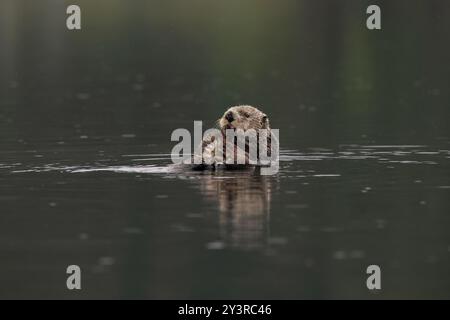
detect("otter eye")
(262, 115), (267, 122)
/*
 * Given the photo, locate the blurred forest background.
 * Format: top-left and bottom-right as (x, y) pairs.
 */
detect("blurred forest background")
(0, 0), (449, 149)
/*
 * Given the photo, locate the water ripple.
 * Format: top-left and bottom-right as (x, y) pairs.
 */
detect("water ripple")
(2, 144), (448, 175)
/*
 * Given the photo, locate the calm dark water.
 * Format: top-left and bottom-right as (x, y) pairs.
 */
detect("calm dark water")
(1, 0), (450, 299)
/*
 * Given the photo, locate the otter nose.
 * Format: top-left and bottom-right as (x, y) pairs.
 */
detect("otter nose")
(225, 111), (234, 122)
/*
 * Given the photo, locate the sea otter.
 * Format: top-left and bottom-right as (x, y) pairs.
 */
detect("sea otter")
(192, 105), (278, 171)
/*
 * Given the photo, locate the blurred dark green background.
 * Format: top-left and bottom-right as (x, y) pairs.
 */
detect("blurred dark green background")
(1, 0), (449, 145)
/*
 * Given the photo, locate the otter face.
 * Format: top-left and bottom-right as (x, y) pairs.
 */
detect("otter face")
(218, 105), (270, 132)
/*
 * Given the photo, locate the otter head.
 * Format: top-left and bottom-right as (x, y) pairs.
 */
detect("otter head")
(218, 105), (270, 132)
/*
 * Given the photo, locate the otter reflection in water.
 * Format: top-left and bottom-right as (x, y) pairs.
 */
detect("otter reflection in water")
(198, 169), (275, 250)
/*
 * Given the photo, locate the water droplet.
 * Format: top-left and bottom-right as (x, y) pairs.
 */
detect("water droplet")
(376, 219), (386, 229)
(297, 226), (311, 232)
(79, 233), (89, 240)
(206, 241), (225, 250)
(76, 93), (90, 100)
(349, 250), (365, 259)
(333, 250), (347, 260)
(99, 257), (115, 266)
